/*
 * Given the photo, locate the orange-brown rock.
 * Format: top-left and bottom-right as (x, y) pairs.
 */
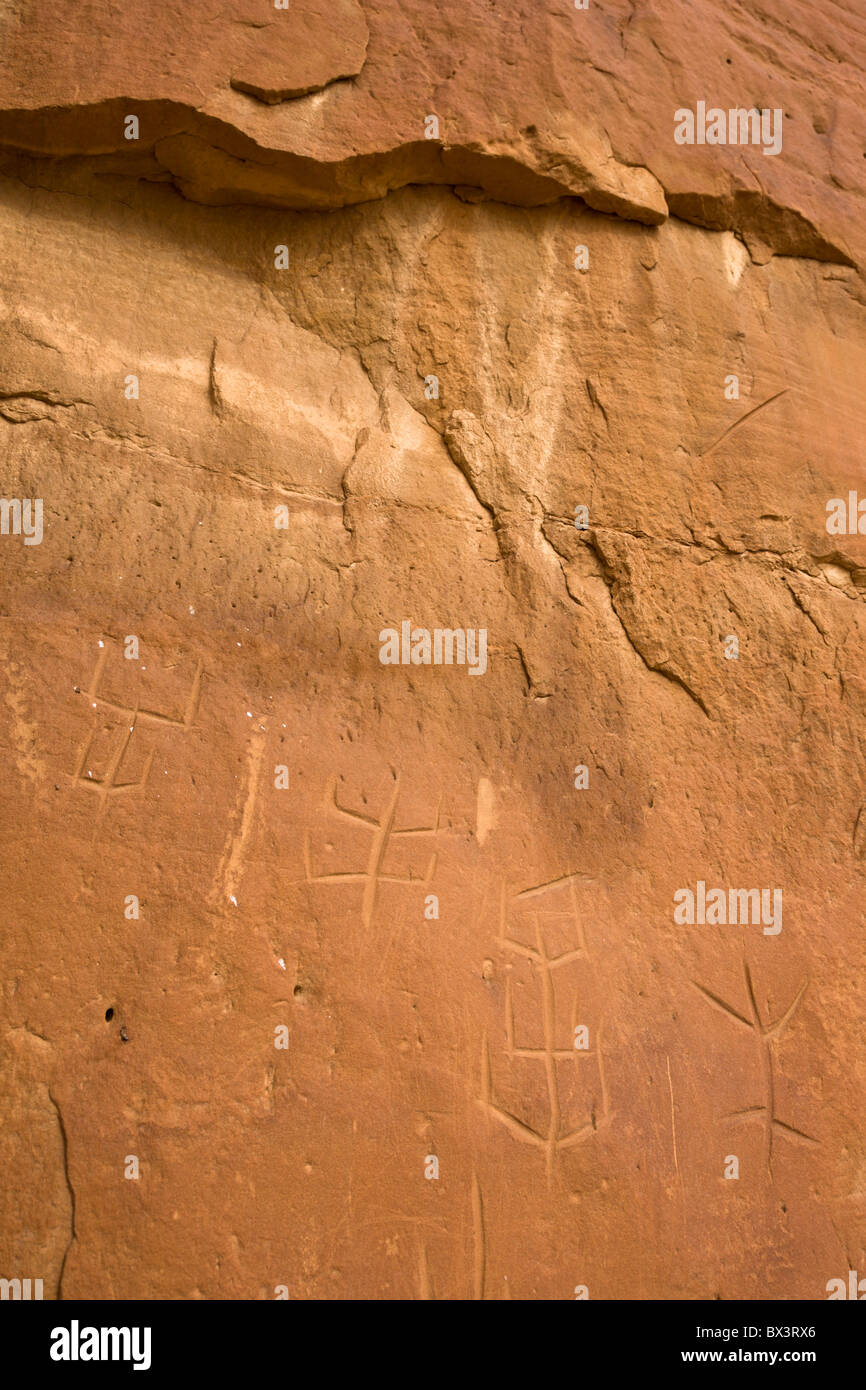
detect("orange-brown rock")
(0, 0), (865, 1301)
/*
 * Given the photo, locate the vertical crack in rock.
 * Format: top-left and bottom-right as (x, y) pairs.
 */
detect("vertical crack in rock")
(47, 1089), (76, 1301)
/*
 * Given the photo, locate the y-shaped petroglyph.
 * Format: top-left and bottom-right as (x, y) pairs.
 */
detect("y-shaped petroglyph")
(480, 876), (611, 1184)
(72, 643), (203, 810)
(303, 773), (440, 931)
(694, 962), (816, 1171)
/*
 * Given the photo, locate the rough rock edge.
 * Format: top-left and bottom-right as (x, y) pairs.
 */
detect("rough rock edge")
(0, 98), (857, 266)
(229, 19), (369, 105)
(229, 71), (363, 105)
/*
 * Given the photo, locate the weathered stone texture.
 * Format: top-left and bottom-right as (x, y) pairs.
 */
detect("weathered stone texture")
(0, 1), (864, 1300)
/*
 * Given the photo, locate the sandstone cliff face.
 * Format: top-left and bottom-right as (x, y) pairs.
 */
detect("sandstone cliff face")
(0, 0), (864, 1301)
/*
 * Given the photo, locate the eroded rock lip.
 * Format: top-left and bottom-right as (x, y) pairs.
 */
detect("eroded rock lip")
(0, 1), (861, 264)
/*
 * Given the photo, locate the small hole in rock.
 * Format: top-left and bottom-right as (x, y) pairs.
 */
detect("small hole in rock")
(105, 1007), (114, 1021)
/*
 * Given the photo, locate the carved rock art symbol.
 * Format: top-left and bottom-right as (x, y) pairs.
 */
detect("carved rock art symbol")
(71, 642), (203, 810)
(480, 876), (611, 1184)
(694, 962), (816, 1171)
(303, 772), (440, 931)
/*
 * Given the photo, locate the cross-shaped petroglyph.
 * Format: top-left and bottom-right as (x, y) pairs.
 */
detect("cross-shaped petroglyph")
(303, 773), (440, 931)
(480, 876), (611, 1184)
(694, 962), (816, 1171)
(71, 643), (203, 812)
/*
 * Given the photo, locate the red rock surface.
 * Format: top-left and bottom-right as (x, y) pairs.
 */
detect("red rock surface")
(0, 0), (865, 1300)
